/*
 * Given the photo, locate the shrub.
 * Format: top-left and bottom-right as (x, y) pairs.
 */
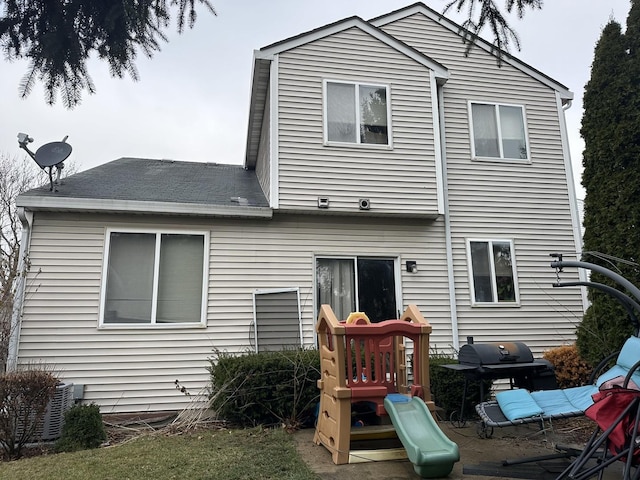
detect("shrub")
(208, 348), (320, 428)
(576, 298), (634, 367)
(55, 403), (106, 453)
(0, 369), (58, 459)
(429, 351), (491, 422)
(543, 344), (592, 388)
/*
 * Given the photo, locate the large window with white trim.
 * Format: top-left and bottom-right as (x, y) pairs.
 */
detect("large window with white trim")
(469, 102), (529, 160)
(324, 80), (391, 146)
(101, 230), (207, 326)
(467, 239), (519, 305)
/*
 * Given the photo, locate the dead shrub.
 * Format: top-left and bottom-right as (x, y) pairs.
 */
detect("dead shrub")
(0, 369), (58, 459)
(543, 344), (592, 389)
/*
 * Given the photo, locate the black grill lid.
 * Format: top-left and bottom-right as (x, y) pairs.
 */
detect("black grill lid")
(458, 342), (534, 366)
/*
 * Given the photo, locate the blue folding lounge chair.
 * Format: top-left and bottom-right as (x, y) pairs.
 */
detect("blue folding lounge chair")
(475, 335), (640, 435)
(476, 255), (640, 439)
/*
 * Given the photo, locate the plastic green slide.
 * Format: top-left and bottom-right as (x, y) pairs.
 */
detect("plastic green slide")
(384, 395), (460, 478)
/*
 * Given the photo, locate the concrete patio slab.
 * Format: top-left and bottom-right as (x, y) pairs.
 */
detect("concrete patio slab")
(294, 418), (624, 479)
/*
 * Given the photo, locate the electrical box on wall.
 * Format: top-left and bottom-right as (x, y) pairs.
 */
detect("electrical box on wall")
(359, 198), (371, 210)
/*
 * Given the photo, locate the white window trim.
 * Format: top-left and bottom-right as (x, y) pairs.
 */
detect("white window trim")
(468, 101), (530, 163)
(99, 227), (209, 329)
(252, 287), (303, 353)
(466, 238), (520, 307)
(322, 79), (393, 149)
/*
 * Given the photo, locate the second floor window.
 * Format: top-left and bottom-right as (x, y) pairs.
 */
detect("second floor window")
(470, 102), (528, 160)
(468, 239), (519, 305)
(325, 80), (390, 145)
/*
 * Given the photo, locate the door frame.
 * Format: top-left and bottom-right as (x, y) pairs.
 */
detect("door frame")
(313, 254), (403, 322)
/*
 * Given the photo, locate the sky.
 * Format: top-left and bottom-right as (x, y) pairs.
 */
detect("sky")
(0, 0), (633, 200)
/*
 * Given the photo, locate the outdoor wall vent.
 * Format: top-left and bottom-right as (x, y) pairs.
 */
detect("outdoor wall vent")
(16, 382), (75, 442)
(359, 198), (371, 210)
(317, 197), (330, 209)
(40, 383), (75, 440)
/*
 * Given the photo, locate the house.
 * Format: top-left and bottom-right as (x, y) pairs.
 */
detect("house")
(8, 2), (586, 413)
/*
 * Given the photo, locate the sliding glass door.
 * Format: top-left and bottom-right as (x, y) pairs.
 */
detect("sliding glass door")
(316, 257), (397, 323)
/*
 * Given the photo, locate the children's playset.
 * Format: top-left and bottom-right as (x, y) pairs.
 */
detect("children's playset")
(313, 304), (459, 478)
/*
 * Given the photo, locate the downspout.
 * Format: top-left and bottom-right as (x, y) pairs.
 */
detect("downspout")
(437, 83), (460, 351)
(6, 207), (33, 372)
(556, 93), (588, 311)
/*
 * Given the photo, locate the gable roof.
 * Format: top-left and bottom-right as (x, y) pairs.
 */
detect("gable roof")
(257, 15), (449, 77)
(17, 158), (272, 218)
(369, 2), (573, 101)
(245, 15), (450, 169)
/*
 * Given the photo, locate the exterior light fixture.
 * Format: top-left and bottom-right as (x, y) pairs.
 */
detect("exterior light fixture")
(406, 261), (418, 273)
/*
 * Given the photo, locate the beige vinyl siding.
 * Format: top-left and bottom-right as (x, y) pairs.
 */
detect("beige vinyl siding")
(18, 212), (450, 413)
(380, 14), (583, 355)
(276, 27), (439, 216)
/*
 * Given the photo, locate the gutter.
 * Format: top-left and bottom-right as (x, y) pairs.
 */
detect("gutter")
(16, 196), (273, 219)
(6, 207), (33, 372)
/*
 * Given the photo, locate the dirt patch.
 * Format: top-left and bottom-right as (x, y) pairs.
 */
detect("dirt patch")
(548, 417), (596, 445)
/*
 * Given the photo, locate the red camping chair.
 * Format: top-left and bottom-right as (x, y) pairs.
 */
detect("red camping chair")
(556, 363), (640, 480)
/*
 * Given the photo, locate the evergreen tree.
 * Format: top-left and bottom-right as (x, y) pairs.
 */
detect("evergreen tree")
(0, 0), (215, 108)
(578, 1), (640, 366)
(444, 0), (542, 54)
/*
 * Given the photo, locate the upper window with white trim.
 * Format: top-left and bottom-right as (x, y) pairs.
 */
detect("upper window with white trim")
(469, 102), (529, 160)
(100, 230), (208, 327)
(324, 80), (391, 146)
(467, 239), (519, 305)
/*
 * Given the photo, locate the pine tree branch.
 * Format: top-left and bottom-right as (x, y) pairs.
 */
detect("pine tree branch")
(1, 0), (216, 108)
(444, 0), (542, 59)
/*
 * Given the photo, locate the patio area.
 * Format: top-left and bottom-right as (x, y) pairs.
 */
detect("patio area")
(294, 416), (625, 480)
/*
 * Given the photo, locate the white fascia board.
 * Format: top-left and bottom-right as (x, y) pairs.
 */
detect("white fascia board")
(371, 5), (572, 101)
(269, 56), (279, 209)
(17, 196), (273, 219)
(253, 49), (275, 61)
(260, 17), (449, 82)
(245, 52), (272, 168)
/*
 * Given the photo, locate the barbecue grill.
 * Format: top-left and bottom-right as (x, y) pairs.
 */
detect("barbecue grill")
(442, 339), (556, 429)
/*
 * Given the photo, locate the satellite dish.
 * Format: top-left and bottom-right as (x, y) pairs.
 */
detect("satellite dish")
(34, 141), (72, 168)
(17, 134), (72, 192)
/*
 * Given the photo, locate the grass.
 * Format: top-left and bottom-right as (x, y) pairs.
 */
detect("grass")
(0, 427), (319, 480)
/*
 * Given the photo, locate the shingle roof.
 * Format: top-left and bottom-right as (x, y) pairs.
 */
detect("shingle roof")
(17, 158), (271, 217)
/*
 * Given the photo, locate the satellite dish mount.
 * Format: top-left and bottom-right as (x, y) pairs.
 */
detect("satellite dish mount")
(18, 134), (72, 192)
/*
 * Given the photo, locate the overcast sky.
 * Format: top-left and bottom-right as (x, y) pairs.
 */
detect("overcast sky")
(0, 1), (632, 199)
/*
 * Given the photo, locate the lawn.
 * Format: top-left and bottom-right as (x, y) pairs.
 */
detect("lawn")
(0, 427), (319, 480)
